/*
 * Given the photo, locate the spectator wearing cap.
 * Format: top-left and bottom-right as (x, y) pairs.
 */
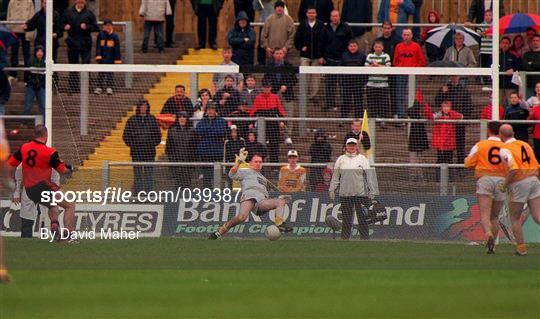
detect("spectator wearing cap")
(245, 129), (268, 161)
(239, 74), (260, 108)
(191, 0), (224, 50)
(309, 129), (332, 191)
(161, 85), (195, 118)
(165, 112), (197, 189)
(329, 137), (377, 240)
(94, 19), (122, 96)
(214, 75), (242, 117)
(278, 150), (307, 192)
(251, 80), (286, 162)
(196, 104), (227, 187)
(228, 99), (252, 139)
(261, 0), (295, 63)
(228, 11), (256, 66)
(224, 125), (246, 163)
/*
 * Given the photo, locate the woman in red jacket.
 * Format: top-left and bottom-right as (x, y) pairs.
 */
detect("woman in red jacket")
(423, 100), (463, 163)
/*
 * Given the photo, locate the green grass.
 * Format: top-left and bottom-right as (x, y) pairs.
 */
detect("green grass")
(1, 238), (539, 319)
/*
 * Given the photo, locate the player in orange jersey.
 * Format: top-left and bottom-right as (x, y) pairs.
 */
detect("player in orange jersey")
(499, 124), (540, 256)
(464, 121), (506, 254)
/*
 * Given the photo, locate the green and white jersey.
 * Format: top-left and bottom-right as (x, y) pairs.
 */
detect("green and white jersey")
(365, 52), (392, 88)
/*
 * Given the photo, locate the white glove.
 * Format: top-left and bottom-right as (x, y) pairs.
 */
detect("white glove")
(236, 147), (248, 163)
(329, 191), (335, 200)
(497, 182), (507, 193)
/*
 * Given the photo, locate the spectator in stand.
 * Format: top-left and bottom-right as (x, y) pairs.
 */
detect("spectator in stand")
(278, 150), (306, 192)
(421, 10), (444, 63)
(315, 167), (332, 192)
(263, 48), (297, 119)
(499, 36), (520, 104)
(527, 103), (540, 161)
(253, 0), (276, 65)
(0, 1), (8, 20)
(309, 129), (332, 191)
(228, 11), (256, 66)
(122, 100), (162, 193)
(476, 9), (493, 84)
(239, 74), (260, 108)
(250, 80), (286, 163)
(443, 32), (477, 68)
(94, 19), (122, 96)
(0, 70), (11, 115)
(526, 81), (540, 108)
(224, 124), (246, 163)
(23, 46), (45, 118)
(191, 0), (223, 50)
(234, 0), (254, 22)
(298, 0), (333, 24)
(165, 112), (196, 189)
(245, 128), (268, 161)
(376, 21), (401, 62)
(212, 47), (243, 93)
(407, 91), (430, 181)
(7, 0), (34, 83)
(62, 0), (98, 93)
(24, 0), (63, 66)
(377, 0), (415, 39)
(525, 28), (537, 51)
(294, 6), (325, 102)
(323, 10), (354, 111)
(504, 92), (529, 142)
(510, 35), (529, 59)
(423, 99), (463, 164)
(165, 0), (177, 48)
(435, 76), (472, 163)
(261, 1), (295, 63)
(408, 0), (423, 41)
(365, 40), (392, 123)
(161, 85), (194, 118)
(215, 75), (242, 117)
(341, 0), (373, 48)
(228, 100), (252, 139)
(393, 28), (426, 119)
(196, 104), (227, 187)
(344, 119), (371, 152)
(193, 88), (213, 128)
(139, 0), (172, 53)
(480, 96), (505, 120)
(522, 34), (540, 98)
(340, 40), (366, 118)
(465, 0), (504, 25)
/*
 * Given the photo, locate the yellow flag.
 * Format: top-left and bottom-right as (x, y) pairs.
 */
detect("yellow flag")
(232, 157), (250, 190)
(361, 109), (372, 157)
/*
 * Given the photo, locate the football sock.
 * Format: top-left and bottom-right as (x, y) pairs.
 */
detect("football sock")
(218, 221), (233, 235)
(485, 231), (493, 241)
(516, 243), (527, 254)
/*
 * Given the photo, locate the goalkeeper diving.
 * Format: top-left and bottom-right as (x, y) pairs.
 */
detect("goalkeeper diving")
(209, 148), (293, 239)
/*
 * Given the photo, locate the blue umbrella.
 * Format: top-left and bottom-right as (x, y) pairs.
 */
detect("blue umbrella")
(425, 24), (481, 50)
(0, 24), (18, 51)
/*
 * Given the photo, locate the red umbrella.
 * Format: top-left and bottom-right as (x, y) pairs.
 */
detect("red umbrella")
(487, 13), (540, 35)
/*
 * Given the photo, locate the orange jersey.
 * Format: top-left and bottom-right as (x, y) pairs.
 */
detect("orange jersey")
(278, 165), (306, 193)
(500, 138), (539, 182)
(464, 137), (506, 179)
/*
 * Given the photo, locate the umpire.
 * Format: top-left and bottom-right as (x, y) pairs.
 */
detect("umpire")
(329, 138), (377, 240)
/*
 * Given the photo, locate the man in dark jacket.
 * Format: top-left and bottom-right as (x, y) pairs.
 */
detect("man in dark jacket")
(196, 104), (227, 187)
(522, 34), (540, 97)
(62, 0), (98, 92)
(245, 129), (267, 161)
(323, 10), (353, 111)
(191, 0), (223, 50)
(94, 19), (122, 95)
(499, 36), (520, 104)
(227, 11), (256, 66)
(295, 6), (325, 101)
(224, 125), (246, 162)
(340, 40), (367, 118)
(24, 0), (63, 63)
(375, 21), (401, 62)
(309, 129), (332, 191)
(263, 48), (298, 116)
(23, 46), (45, 117)
(341, 0), (372, 40)
(228, 100), (252, 139)
(161, 85), (195, 117)
(504, 92), (529, 142)
(344, 119), (371, 151)
(165, 112), (196, 189)
(466, 0), (504, 23)
(123, 100), (162, 193)
(214, 75), (242, 116)
(298, 0), (333, 24)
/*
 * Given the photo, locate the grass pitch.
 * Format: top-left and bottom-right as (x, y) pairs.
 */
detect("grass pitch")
(1, 238), (539, 319)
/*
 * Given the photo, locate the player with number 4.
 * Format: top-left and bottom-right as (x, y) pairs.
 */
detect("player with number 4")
(497, 124), (540, 256)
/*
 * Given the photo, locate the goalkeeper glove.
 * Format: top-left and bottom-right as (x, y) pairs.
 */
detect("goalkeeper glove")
(497, 182), (507, 193)
(236, 147), (248, 163)
(329, 191), (335, 200)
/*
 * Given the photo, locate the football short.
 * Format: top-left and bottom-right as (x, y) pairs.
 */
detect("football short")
(25, 181), (55, 208)
(508, 176), (540, 203)
(240, 190), (267, 216)
(476, 176), (506, 201)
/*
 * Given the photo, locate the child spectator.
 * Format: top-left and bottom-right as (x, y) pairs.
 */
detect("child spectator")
(420, 10), (444, 63)
(278, 150), (306, 192)
(227, 11), (256, 66)
(94, 19), (122, 95)
(504, 92), (529, 142)
(315, 167), (332, 192)
(424, 100), (463, 164)
(23, 46), (45, 118)
(308, 129), (332, 191)
(365, 40), (391, 122)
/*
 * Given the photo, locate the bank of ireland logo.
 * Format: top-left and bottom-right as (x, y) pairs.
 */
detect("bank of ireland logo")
(436, 198), (483, 241)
